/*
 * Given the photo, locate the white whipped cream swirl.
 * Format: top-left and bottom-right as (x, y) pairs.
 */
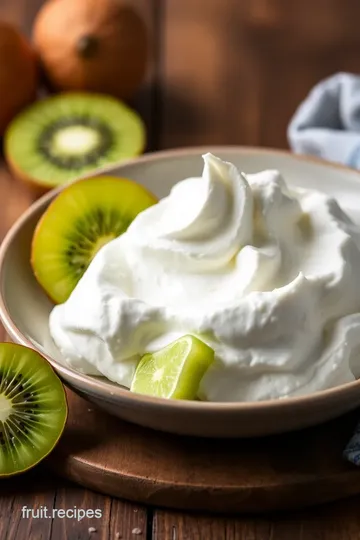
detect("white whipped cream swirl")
(49, 153), (360, 401)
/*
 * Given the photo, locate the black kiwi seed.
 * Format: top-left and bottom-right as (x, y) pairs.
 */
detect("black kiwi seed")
(64, 207), (132, 275)
(0, 368), (40, 432)
(0, 344), (68, 477)
(5, 93), (145, 190)
(37, 116), (114, 170)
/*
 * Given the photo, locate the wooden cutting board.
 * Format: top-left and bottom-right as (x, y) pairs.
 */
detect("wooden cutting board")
(48, 387), (360, 513)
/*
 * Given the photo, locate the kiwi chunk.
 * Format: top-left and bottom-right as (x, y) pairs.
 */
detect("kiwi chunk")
(4, 92), (145, 189)
(31, 175), (157, 303)
(0, 343), (67, 477)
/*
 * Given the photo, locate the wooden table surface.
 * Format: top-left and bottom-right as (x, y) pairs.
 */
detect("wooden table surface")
(3, 1), (360, 538)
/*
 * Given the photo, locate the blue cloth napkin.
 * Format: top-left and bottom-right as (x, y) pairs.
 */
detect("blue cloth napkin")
(288, 72), (360, 464)
(343, 424), (360, 466)
(288, 72), (360, 169)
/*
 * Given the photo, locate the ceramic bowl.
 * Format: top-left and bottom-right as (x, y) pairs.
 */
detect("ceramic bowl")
(2, 146), (360, 438)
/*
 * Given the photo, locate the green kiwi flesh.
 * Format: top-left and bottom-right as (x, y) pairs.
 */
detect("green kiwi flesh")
(31, 175), (157, 304)
(0, 343), (67, 476)
(4, 92), (145, 188)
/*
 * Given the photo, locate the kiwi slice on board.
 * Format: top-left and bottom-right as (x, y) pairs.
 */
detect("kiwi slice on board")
(31, 175), (157, 304)
(0, 343), (67, 477)
(4, 92), (145, 190)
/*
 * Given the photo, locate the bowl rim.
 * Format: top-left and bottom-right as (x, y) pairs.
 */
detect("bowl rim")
(2, 144), (360, 413)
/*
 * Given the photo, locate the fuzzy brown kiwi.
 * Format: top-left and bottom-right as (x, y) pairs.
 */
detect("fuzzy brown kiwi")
(33, 0), (148, 100)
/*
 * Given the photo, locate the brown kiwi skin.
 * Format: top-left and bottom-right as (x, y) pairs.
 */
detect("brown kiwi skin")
(33, 0), (148, 100)
(0, 342), (68, 478)
(0, 22), (38, 135)
(5, 158), (49, 199)
(4, 131), (147, 196)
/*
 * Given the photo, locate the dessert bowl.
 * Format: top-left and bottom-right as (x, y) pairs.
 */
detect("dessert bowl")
(2, 146), (360, 438)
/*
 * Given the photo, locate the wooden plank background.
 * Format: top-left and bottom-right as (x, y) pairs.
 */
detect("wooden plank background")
(2, 0), (360, 538)
(160, 0), (360, 149)
(3, 0), (360, 150)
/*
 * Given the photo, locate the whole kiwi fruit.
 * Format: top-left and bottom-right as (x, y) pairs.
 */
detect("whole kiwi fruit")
(33, 0), (148, 100)
(0, 22), (37, 135)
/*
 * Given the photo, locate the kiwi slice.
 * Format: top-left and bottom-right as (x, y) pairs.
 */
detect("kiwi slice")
(4, 92), (145, 189)
(0, 343), (67, 477)
(31, 175), (157, 303)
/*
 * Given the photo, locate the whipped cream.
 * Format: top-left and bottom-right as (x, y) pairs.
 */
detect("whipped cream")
(49, 153), (360, 401)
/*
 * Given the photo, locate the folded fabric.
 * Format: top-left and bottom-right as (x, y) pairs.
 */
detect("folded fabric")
(344, 423), (360, 466)
(289, 71), (360, 465)
(288, 72), (360, 168)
